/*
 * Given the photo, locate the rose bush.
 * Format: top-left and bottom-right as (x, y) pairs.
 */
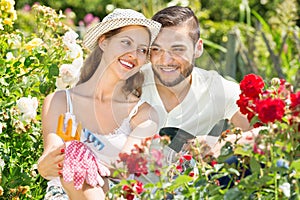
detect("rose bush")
(108, 74), (300, 200)
(0, 1), (85, 199)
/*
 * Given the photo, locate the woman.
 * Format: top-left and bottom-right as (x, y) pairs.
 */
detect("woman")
(37, 8), (161, 199)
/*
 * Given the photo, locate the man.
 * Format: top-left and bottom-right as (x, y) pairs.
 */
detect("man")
(141, 6), (253, 159)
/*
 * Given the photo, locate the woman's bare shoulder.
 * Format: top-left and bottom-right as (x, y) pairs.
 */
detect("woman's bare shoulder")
(43, 90), (67, 112)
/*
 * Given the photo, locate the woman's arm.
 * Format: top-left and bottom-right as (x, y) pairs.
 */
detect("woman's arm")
(37, 91), (67, 179)
(122, 103), (158, 154)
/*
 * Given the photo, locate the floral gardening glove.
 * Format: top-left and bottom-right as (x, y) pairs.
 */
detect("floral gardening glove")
(62, 140), (110, 190)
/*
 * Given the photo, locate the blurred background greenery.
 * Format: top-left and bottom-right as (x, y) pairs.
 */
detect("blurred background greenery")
(14, 0), (300, 89)
(0, 1), (298, 199)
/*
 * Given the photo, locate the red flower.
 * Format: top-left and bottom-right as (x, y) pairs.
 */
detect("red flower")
(119, 152), (148, 177)
(182, 154), (192, 161)
(290, 91), (300, 116)
(236, 94), (256, 121)
(176, 165), (183, 172)
(122, 181), (144, 200)
(253, 122), (264, 128)
(122, 185), (134, 200)
(133, 181), (144, 194)
(154, 169), (161, 176)
(189, 171), (195, 177)
(256, 98), (285, 123)
(211, 160), (218, 167)
(240, 74), (264, 98)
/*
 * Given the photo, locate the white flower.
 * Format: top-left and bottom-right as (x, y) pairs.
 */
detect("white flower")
(0, 122), (2, 134)
(55, 77), (68, 90)
(279, 182), (291, 198)
(7, 34), (22, 49)
(62, 30), (79, 49)
(72, 57), (83, 69)
(60, 64), (80, 83)
(67, 43), (83, 60)
(6, 52), (15, 61)
(24, 38), (44, 51)
(0, 157), (5, 170)
(16, 96), (38, 122)
(56, 58), (82, 89)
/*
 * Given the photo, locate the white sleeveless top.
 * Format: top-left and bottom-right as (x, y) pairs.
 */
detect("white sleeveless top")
(64, 89), (145, 165)
(47, 90), (145, 188)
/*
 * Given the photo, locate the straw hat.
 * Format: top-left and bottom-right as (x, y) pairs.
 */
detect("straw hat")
(83, 8), (161, 51)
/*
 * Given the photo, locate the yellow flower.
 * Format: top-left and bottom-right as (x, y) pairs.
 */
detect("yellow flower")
(3, 18), (13, 26)
(18, 186), (30, 195)
(0, 19), (3, 30)
(24, 38), (44, 51)
(0, 186), (3, 196)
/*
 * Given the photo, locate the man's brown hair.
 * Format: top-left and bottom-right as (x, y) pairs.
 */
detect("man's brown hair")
(152, 6), (200, 45)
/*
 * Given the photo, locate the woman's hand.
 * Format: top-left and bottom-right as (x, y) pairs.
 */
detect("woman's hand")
(37, 144), (65, 180)
(62, 141), (111, 190)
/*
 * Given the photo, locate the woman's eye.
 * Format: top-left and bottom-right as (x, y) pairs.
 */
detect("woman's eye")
(121, 40), (131, 46)
(137, 47), (148, 54)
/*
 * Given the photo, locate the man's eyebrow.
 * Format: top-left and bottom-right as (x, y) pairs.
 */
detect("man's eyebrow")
(151, 43), (160, 47)
(171, 44), (186, 48)
(151, 44), (186, 48)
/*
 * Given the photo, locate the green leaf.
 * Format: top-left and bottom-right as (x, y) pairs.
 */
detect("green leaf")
(168, 175), (193, 191)
(228, 168), (240, 176)
(24, 56), (33, 67)
(290, 159), (300, 178)
(250, 157), (261, 173)
(234, 146), (251, 157)
(39, 82), (52, 95)
(13, 60), (22, 67)
(224, 187), (243, 200)
(48, 64), (59, 77)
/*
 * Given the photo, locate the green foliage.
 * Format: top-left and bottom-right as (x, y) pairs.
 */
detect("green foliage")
(199, 0), (299, 87)
(0, 2), (85, 199)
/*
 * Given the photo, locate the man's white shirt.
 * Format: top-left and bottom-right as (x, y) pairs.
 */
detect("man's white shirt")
(141, 63), (241, 139)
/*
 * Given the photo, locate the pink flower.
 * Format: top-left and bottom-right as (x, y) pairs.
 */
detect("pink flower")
(253, 143), (265, 155)
(151, 149), (163, 167)
(84, 13), (95, 25)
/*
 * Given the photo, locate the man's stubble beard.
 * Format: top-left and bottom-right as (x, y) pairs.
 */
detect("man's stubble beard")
(152, 63), (194, 87)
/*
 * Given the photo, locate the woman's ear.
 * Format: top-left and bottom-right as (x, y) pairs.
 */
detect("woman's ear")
(98, 35), (107, 51)
(194, 38), (203, 58)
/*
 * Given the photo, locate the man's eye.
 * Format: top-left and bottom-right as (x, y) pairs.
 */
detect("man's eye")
(172, 47), (185, 52)
(151, 47), (161, 52)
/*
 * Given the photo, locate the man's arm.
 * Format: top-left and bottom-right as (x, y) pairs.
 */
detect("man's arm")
(230, 110), (251, 132)
(197, 111), (256, 157)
